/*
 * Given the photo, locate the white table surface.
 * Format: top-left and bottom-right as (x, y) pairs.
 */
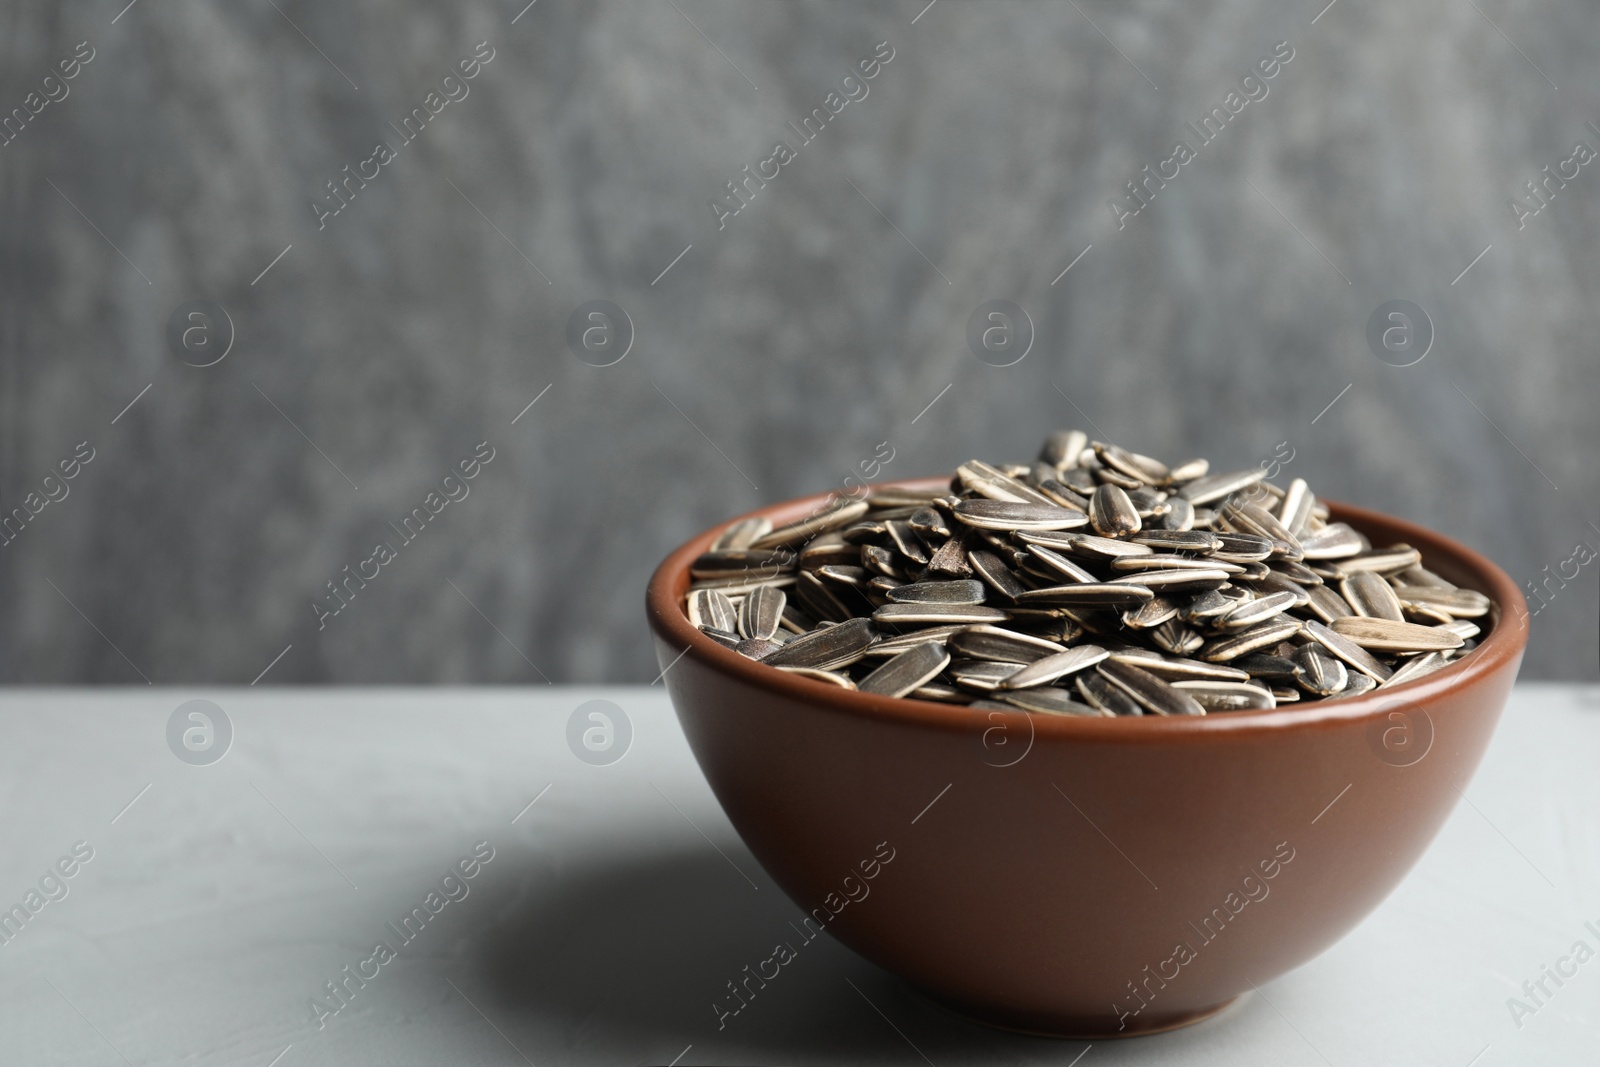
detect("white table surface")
(0, 685), (1595, 1066)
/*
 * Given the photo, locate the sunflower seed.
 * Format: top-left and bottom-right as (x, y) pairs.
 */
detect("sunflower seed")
(1017, 583), (1156, 607)
(701, 626), (742, 650)
(949, 660), (1027, 690)
(1299, 523), (1366, 559)
(1277, 479), (1314, 537)
(1212, 532), (1276, 563)
(950, 625), (1067, 662)
(739, 585), (786, 641)
(1155, 495), (1197, 531)
(1328, 616), (1465, 652)
(857, 643), (953, 697)
(1395, 586), (1493, 618)
(995, 687), (1109, 716)
(1304, 584), (1356, 624)
(1293, 643), (1348, 696)
(1122, 596), (1181, 629)
(952, 500), (1090, 531)
(1110, 555), (1243, 574)
(1302, 619), (1394, 682)
(1232, 652), (1303, 682)
(1380, 650), (1450, 688)
(711, 516), (775, 551)
(1026, 545), (1100, 583)
(1211, 591), (1299, 631)
(1040, 430), (1089, 469)
(1089, 484), (1142, 538)
(969, 549), (1028, 601)
(1151, 618), (1206, 655)
(762, 617), (877, 670)
(1097, 660), (1206, 716)
(1201, 618), (1303, 661)
(863, 625), (967, 657)
(688, 589), (738, 632)
(1109, 568), (1233, 592)
(999, 644), (1111, 689)
(923, 532), (975, 577)
(775, 666), (858, 689)
(1341, 571), (1404, 621)
(872, 603), (1012, 626)
(750, 497), (871, 549)
(1171, 680), (1276, 711)
(885, 580), (988, 605)
(1340, 546), (1423, 574)
(1130, 529), (1223, 553)
(735, 638), (783, 660)
(1177, 469), (1266, 506)
(1076, 671), (1144, 716)
(1106, 649), (1251, 681)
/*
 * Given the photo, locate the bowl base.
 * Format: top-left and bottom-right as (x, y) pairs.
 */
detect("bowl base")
(922, 987), (1249, 1039)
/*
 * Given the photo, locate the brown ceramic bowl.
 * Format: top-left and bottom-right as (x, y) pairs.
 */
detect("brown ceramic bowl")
(645, 478), (1528, 1038)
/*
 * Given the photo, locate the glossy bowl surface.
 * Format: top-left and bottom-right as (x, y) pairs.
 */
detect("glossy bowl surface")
(646, 478), (1528, 1037)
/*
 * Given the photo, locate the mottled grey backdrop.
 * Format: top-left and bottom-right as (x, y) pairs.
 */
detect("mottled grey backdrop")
(1, 0), (1595, 684)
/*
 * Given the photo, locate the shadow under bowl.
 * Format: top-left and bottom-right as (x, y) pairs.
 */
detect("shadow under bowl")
(646, 477), (1528, 1038)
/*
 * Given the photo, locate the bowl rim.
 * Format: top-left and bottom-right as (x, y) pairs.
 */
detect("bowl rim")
(645, 476), (1529, 741)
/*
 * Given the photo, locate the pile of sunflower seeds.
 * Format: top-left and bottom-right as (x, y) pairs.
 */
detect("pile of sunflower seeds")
(683, 431), (1492, 717)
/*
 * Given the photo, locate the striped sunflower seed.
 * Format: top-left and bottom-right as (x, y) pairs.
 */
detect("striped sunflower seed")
(762, 617), (877, 670)
(1089, 484), (1142, 538)
(953, 500), (1090, 532)
(885, 580), (988, 605)
(999, 644), (1110, 689)
(857, 643), (953, 697)
(1292, 643), (1348, 697)
(995, 686), (1108, 716)
(950, 625), (1067, 663)
(873, 603), (1011, 626)
(1327, 616), (1465, 652)
(1341, 571), (1405, 621)
(1076, 671), (1144, 716)
(1171, 680), (1276, 711)
(1096, 660), (1206, 716)
(739, 585), (786, 641)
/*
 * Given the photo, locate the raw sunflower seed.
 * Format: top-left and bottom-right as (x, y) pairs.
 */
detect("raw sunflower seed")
(1177, 469), (1266, 506)
(1341, 571), (1405, 621)
(1212, 591), (1300, 631)
(873, 603), (1011, 626)
(736, 638), (783, 660)
(1340, 546), (1423, 574)
(1171, 680), (1276, 712)
(995, 687), (1108, 716)
(739, 585), (786, 641)
(950, 625), (1067, 663)
(1302, 619), (1394, 682)
(949, 660), (1027, 691)
(885, 580), (988, 605)
(750, 497), (871, 550)
(1327, 616), (1465, 652)
(1380, 650), (1450, 688)
(1130, 529), (1223, 553)
(1089, 484), (1142, 537)
(711, 516), (774, 551)
(1305, 584), (1356, 624)
(1040, 430), (1088, 469)
(1026, 545), (1100, 583)
(1076, 671), (1144, 716)
(1201, 618), (1303, 662)
(775, 665), (858, 689)
(863, 624), (967, 657)
(1299, 523), (1366, 559)
(1096, 660), (1205, 716)
(1017, 584), (1156, 607)
(688, 589), (738, 632)
(857, 643), (953, 698)
(1293, 643), (1348, 697)
(762, 617), (877, 670)
(999, 644), (1110, 689)
(969, 549), (1028, 601)
(1106, 649), (1251, 681)
(701, 627), (742, 650)
(952, 500), (1091, 532)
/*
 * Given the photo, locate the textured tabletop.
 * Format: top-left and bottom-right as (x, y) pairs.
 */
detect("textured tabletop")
(0, 685), (1595, 1066)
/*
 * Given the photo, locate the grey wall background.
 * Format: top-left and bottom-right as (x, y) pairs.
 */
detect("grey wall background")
(1, 0), (1594, 685)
